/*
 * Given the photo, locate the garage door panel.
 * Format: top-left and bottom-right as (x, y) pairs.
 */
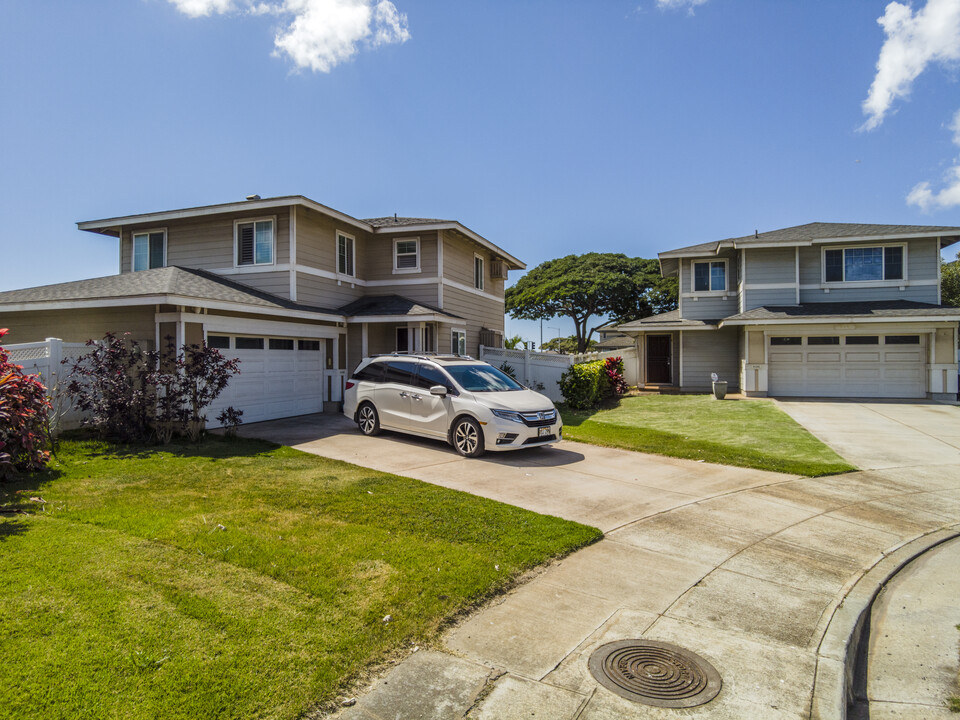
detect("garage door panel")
(768, 334), (926, 399)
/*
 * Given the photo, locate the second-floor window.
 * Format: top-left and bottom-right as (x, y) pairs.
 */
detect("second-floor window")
(824, 246), (904, 283)
(132, 230), (165, 271)
(693, 260), (726, 292)
(474, 255), (484, 290)
(394, 238), (419, 272)
(236, 219), (274, 266)
(338, 232), (355, 276)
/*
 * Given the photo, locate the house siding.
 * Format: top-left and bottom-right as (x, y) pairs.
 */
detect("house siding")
(441, 231), (506, 298)
(297, 272), (362, 309)
(296, 207), (370, 279)
(0, 307), (157, 348)
(679, 254), (738, 320)
(439, 286), (504, 357)
(680, 327), (740, 391)
(365, 231), (440, 281)
(797, 237), (940, 305)
(742, 247), (797, 310)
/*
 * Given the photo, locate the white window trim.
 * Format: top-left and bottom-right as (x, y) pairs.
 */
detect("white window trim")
(820, 243), (908, 287)
(336, 230), (357, 278)
(691, 258), (728, 294)
(131, 227), (167, 272)
(233, 216), (277, 268)
(393, 236), (421, 274)
(474, 254), (485, 291)
(452, 328), (467, 355)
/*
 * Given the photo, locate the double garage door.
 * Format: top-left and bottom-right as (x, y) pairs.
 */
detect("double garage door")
(207, 336), (325, 425)
(768, 333), (926, 399)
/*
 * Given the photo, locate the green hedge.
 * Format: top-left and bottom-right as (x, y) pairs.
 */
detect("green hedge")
(559, 359), (609, 410)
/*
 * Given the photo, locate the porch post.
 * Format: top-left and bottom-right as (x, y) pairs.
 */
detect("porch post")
(361, 323), (368, 358)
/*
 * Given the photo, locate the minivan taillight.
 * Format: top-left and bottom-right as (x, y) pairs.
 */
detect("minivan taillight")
(345, 381), (356, 390)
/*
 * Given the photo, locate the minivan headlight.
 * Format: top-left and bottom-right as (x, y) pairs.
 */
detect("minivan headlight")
(490, 409), (524, 423)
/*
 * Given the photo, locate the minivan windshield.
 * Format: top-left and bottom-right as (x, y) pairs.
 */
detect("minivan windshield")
(445, 364), (524, 392)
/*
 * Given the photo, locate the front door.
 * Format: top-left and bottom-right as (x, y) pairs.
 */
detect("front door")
(646, 335), (672, 384)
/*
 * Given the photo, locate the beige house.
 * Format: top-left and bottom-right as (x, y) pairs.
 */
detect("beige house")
(0, 195), (523, 423)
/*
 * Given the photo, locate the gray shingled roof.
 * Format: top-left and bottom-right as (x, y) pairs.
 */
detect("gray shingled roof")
(363, 217), (452, 228)
(661, 222), (960, 258)
(593, 335), (636, 349)
(615, 309), (720, 331)
(338, 294), (461, 319)
(0, 266), (340, 315)
(724, 301), (960, 323)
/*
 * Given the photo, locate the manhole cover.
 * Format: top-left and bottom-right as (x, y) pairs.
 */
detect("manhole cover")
(587, 639), (722, 708)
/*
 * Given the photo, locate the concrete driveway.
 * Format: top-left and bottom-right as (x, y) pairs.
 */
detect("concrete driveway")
(773, 399), (960, 470)
(236, 412), (791, 532)
(238, 407), (960, 719)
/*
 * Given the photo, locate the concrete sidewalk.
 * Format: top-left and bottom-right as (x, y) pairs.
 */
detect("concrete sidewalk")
(864, 536), (960, 718)
(238, 405), (960, 719)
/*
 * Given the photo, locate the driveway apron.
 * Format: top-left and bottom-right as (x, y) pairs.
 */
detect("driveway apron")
(238, 402), (960, 719)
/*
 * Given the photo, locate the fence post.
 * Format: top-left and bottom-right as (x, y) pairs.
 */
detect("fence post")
(46, 338), (63, 385)
(523, 347), (530, 386)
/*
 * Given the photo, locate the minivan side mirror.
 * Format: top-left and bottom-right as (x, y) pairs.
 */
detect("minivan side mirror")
(429, 385), (448, 397)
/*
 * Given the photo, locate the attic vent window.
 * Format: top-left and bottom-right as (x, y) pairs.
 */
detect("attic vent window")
(236, 219), (274, 266)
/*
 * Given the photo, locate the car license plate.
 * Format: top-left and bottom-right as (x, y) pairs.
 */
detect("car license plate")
(538, 427), (551, 437)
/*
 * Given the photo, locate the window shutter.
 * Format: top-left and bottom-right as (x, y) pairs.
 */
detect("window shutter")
(237, 223), (254, 265)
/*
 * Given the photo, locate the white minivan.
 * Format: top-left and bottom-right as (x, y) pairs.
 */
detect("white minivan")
(342, 354), (562, 457)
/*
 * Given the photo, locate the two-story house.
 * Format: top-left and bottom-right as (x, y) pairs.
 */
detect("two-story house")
(0, 195), (523, 423)
(616, 223), (960, 400)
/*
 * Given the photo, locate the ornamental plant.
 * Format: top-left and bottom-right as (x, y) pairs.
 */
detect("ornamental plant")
(0, 328), (52, 478)
(559, 359), (608, 410)
(64, 334), (240, 444)
(604, 356), (628, 397)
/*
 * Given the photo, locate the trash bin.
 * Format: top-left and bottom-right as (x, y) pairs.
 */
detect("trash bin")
(712, 381), (727, 400)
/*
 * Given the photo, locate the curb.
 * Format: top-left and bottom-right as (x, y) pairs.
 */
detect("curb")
(809, 526), (960, 719)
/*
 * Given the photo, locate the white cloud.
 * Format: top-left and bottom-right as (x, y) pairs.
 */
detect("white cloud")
(907, 109), (960, 211)
(655, 0), (709, 13)
(167, 0), (410, 72)
(861, 0), (960, 131)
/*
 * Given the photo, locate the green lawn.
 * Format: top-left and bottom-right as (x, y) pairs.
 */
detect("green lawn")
(561, 395), (855, 476)
(0, 437), (600, 720)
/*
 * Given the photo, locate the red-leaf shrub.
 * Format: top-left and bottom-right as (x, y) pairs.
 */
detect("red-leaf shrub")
(0, 328), (52, 478)
(604, 356), (628, 397)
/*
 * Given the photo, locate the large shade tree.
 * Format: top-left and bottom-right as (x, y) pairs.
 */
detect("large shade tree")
(505, 253), (677, 353)
(943, 252), (960, 308)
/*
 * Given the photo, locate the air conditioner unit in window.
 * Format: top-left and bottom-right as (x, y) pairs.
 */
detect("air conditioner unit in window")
(490, 260), (508, 279)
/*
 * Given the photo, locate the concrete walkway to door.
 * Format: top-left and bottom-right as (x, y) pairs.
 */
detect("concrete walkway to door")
(238, 404), (960, 719)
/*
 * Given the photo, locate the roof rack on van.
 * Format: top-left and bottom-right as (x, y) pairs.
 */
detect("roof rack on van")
(369, 352), (476, 361)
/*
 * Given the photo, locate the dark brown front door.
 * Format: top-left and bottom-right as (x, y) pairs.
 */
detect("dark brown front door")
(646, 335), (672, 384)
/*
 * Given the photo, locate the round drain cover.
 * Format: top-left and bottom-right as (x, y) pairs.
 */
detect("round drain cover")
(587, 639), (722, 708)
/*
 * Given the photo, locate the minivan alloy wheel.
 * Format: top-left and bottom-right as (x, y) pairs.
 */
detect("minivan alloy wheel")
(358, 403), (381, 436)
(452, 417), (483, 457)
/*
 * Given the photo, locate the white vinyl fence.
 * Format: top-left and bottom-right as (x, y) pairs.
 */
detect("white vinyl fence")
(480, 345), (639, 403)
(4, 338), (92, 431)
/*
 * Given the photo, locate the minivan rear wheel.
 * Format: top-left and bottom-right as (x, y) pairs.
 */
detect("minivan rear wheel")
(451, 416), (484, 457)
(357, 402), (381, 436)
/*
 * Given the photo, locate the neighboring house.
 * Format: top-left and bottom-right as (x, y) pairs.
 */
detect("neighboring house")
(0, 195), (522, 423)
(615, 223), (960, 400)
(593, 325), (635, 352)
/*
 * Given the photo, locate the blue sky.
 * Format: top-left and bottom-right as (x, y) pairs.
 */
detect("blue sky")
(2, 0), (960, 345)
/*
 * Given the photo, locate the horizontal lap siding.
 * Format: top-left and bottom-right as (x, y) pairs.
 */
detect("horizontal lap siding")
(441, 286), (505, 358)
(681, 327), (740, 391)
(442, 232), (505, 297)
(680, 253), (738, 320)
(366, 232), (439, 281)
(798, 238), (939, 304)
(0, 307), (157, 348)
(297, 208), (370, 278)
(743, 247), (796, 310)
(297, 273), (362, 309)
(229, 271), (291, 300)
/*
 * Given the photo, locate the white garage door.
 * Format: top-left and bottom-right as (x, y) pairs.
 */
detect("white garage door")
(768, 333), (926, 399)
(208, 337), (324, 425)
